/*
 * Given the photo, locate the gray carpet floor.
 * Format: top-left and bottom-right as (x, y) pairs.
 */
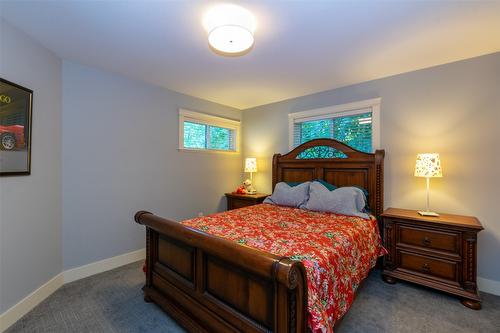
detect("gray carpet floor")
(6, 261), (500, 333)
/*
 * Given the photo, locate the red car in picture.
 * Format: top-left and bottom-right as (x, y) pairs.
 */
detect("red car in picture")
(0, 125), (25, 150)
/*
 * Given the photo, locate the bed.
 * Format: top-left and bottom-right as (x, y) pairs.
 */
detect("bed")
(135, 138), (385, 333)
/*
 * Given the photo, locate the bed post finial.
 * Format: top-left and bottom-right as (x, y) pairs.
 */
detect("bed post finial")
(274, 258), (305, 289)
(135, 210), (153, 224)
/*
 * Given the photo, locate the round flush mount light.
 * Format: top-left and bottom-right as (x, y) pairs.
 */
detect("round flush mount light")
(203, 4), (256, 56)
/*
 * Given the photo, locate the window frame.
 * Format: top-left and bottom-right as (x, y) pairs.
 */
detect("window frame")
(288, 98), (381, 151)
(179, 109), (241, 153)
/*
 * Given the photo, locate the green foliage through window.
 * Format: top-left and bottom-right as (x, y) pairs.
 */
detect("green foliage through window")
(332, 113), (372, 153)
(183, 121), (235, 151)
(209, 126), (231, 150)
(294, 112), (372, 153)
(184, 122), (206, 149)
(300, 119), (333, 143)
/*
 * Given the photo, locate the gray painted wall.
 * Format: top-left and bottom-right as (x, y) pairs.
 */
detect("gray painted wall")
(62, 61), (242, 269)
(0, 20), (243, 314)
(242, 52), (500, 283)
(0, 20), (62, 312)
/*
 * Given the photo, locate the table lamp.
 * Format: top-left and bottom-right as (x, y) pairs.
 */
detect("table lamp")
(244, 157), (257, 194)
(414, 153), (443, 216)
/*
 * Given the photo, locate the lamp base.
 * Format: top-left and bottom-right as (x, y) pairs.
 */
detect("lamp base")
(418, 211), (440, 217)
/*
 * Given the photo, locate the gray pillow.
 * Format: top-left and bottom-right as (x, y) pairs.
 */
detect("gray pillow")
(349, 186), (368, 212)
(303, 182), (369, 218)
(263, 181), (310, 208)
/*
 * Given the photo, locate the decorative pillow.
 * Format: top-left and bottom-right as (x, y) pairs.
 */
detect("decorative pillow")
(286, 179), (337, 191)
(349, 187), (368, 213)
(353, 186), (370, 213)
(285, 181), (304, 187)
(315, 179), (337, 191)
(317, 183), (370, 212)
(264, 182), (310, 208)
(303, 182), (369, 218)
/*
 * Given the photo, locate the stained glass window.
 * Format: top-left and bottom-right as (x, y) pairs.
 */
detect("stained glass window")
(297, 146), (348, 159)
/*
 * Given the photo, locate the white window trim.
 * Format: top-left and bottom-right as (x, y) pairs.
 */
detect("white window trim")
(179, 109), (241, 153)
(288, 98), (381, 151)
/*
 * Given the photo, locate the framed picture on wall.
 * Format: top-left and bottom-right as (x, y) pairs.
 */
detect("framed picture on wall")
(0, 78), (33, 175)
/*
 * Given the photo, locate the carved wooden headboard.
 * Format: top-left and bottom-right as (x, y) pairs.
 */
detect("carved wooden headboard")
(272, 138), (385, 217)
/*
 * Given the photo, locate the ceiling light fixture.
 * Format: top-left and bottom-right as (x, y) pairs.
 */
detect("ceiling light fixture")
(203, 4), (256, 56)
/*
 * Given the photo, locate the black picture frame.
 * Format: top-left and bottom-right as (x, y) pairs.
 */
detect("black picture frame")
(0, 78), (33, 176)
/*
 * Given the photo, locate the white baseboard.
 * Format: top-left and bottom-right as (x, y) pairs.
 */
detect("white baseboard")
(478, 276), (500, 296)
(0, 273), (64, 332)
(63, 248), (146, 283)
(0, 248), (145, 333)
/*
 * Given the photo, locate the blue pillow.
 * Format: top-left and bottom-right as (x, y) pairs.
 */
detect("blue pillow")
(286, 179), (337, 191)
(303, 182), (369, 219)
(264, 182), (311, 208)
(285, 181), (304, 187)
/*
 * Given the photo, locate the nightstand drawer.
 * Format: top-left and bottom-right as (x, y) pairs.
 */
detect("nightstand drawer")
(230, 198), (254, 210)
(225, 193), (268, 211)
(399, 251), (458, 282)
(398, 224), (459, 254)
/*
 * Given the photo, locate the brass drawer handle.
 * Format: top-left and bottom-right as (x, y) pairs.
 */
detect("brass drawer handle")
(422, 237), (432, 247)
(421, 263), (431, 273)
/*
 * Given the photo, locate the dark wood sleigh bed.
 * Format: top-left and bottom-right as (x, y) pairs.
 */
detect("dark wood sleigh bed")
(134, 139), (385, 333)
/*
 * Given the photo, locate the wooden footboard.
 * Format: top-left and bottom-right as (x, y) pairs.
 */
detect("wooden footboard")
(135, 211), (308, 333)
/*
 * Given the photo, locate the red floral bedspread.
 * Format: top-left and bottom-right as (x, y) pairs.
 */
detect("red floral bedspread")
(181, 204), (386, 333)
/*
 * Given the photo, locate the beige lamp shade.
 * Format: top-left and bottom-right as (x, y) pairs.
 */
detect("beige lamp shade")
(414, 153), (443, 178)
(244, 158), (257, 173)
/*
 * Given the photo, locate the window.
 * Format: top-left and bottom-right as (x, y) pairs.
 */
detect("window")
(288, 98), (380, 152)
(179, 109), (240, 152)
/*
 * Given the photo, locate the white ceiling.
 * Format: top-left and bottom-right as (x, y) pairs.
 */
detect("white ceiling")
(1, 1), (499, 109)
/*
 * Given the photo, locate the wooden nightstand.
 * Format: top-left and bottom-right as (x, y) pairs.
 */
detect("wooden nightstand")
(381, 208), (484, 309)
(225, 193), (269, 210)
